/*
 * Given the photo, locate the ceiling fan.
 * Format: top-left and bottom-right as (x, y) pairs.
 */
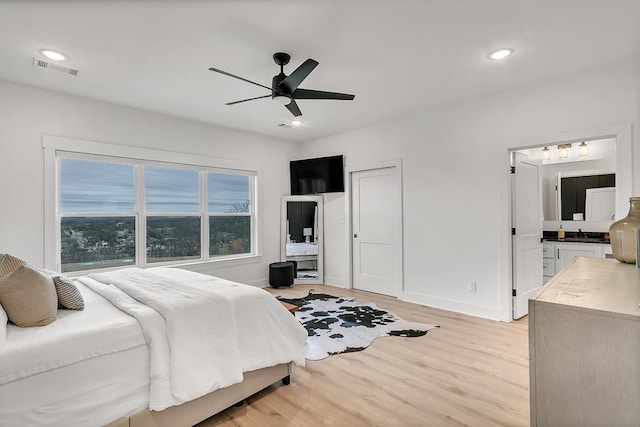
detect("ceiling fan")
(208, 52), (355, 117)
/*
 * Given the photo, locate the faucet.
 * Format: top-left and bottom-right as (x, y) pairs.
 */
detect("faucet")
(577, 228), (587, 238)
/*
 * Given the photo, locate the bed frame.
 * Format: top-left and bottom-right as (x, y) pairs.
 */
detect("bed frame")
(107, 363), (291, 427)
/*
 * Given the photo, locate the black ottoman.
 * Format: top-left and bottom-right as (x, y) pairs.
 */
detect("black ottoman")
(269, 262), (294, 288)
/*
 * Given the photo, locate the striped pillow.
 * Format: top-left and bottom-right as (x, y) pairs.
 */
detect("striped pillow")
(0, 253), (27, 277)
(52, 276), (85, 310)
(0, 265), (57, 327)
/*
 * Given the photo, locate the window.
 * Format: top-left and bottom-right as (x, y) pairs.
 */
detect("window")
(145, 166), (201, 263)
(55, 152), (257, 273)
(59, 158), (136, 272)
(208, 173), (251, 256)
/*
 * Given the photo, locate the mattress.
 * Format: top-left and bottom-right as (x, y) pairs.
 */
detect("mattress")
(0, 281), (149, 427)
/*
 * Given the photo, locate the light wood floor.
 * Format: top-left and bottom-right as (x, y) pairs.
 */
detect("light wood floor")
(196, 284), (530, 427)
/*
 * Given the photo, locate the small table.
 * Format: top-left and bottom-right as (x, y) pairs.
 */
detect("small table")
(280, 301), (299, 315)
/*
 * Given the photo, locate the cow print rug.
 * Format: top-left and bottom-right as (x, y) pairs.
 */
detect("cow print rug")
(278, 291), (439, 360)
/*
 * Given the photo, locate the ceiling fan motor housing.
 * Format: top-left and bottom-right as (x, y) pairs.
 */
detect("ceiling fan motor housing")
(272, 52), (290, 67)
(272, 53), (291, 102)
(272, 72), (289, 101)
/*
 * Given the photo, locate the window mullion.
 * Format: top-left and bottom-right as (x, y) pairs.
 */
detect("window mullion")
(55, 156), (62, 272)
(135, 164), (146, 267)
(201, 171), (209, 260)
(251, 175), (257, 256)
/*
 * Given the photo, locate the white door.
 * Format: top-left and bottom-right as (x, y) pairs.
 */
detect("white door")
(351, 167), (400, 296)
(512, 152), (543, 319)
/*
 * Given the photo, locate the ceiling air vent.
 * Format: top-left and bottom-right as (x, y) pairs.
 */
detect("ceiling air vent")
(32, 57), (79, 76)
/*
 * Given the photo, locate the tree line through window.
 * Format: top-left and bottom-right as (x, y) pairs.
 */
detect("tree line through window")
(58, 156), (254, 272)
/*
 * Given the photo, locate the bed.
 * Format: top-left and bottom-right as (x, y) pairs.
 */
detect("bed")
(0, 266), (307, 427)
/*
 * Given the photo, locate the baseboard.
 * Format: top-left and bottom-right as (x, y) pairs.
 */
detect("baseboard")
(323, 276), (348, 288)
(400, 291), (503, 321)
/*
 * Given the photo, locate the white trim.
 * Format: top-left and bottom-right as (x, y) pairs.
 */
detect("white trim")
(43, 134), (257, 174)
(505, 122), (634, 321)
(252, 174), (261, 259)
(135, 164), (145, 266)
(62, 254), (265, 278)
(144, 213), (205, 217)
(200, 171), (209, 261)
(43, 141), (58, 270)
(346, 158), (403, 296)
(323, 275), (348, 288)
(401, 291), (503, 321)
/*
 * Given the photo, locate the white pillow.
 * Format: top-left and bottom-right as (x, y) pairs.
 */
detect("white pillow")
(0, 304), (7, 351)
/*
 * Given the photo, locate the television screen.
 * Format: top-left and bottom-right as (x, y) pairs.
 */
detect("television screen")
(290, 155), (344, 195)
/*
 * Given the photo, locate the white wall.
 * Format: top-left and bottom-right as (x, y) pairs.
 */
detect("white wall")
(300, 59), (639, 320)
(0, 79), (298, 286)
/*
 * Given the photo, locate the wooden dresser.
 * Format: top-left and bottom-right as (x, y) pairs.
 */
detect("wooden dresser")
(528, 257), (640, 427)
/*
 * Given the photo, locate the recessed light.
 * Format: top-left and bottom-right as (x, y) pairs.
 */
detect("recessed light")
(40, 49), (67, 61)
(488, 48), (513, 60)
(291, 119), (303, 126)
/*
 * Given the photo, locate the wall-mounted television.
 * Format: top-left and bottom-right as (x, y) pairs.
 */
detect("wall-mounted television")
(290, 155), (344, 195)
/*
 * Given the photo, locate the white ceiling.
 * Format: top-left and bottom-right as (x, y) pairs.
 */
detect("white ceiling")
(1, 0), (639, 143)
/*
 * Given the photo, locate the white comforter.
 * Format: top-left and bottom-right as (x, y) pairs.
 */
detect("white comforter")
(78, 267), (306, 411)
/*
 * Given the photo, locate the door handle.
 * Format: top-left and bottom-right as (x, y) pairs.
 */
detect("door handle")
(353, 234), (358, 238)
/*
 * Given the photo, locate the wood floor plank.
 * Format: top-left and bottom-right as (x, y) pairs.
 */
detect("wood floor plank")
(196, 284), (529, 427)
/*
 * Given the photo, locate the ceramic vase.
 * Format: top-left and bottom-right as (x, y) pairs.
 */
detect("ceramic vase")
(609, 197), (640, 264)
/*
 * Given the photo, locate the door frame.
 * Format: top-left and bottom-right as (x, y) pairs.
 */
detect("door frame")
(346, 158), (403, 295)
(506, 123), (633, 320)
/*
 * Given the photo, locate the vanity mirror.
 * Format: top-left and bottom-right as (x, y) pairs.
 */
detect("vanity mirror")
(541, 137), (617, 225)
(280, 195), (323, 284)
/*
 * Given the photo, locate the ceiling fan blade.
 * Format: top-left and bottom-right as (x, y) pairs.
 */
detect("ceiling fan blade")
(278, 59), (319, 94)
(208, 67), (275, 93)
(285, 99), (302, 117)
(225, 95), (271, 106)
(292, 88), (355, 101)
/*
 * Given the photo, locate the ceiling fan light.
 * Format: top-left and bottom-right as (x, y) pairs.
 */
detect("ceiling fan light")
(273, 95), (291, 106)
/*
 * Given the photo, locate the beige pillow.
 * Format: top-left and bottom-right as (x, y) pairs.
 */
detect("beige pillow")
(0, 253), (27, 277)
(0, 265), (57, 327)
